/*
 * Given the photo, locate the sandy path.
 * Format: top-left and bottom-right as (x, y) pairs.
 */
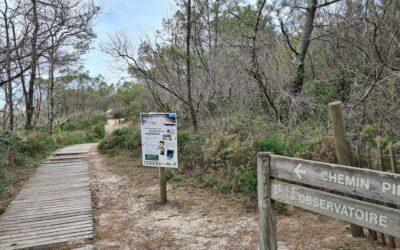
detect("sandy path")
(86, 148), (397, 250)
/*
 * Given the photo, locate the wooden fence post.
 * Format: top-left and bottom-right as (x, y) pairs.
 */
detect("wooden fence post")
(390, 143), (398, 174)
(159, 167), (167, 204)
(376, 137), (387, 246)
(328, 101), (364, 238)
(365, 142), (378, 240)
(388, 143), (397, 248)
(257, 152), (277, 250)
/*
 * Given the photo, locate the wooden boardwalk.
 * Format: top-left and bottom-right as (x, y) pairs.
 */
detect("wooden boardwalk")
(0, 144), (96, 249)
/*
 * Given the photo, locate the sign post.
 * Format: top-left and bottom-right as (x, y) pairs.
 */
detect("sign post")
(140, 113), (178, 204)
(257, 152), (277, 250)
(257, 153), (400, 250)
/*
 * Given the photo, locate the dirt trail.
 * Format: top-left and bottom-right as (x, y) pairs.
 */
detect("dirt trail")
(104, 119), (128, 136)
(87, 149), (395, 250)
(86, 118), (397, 249)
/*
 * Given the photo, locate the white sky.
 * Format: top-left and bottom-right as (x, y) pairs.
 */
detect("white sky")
(82, 0), (176, 85)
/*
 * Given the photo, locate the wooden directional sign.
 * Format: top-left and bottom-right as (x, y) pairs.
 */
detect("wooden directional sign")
(257, 152), (400, 250)
(269, 155), (400, 206)
(271, 180), (400, 237)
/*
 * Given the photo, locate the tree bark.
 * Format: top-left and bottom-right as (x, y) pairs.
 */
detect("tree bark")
(48, 51), (56, 132)
(2, 0), (14, 131)
(291, 0), (317, 95)
(25, 0), (39, 130)
(186, 0), (198, 130)
(186, 0), (199, 130)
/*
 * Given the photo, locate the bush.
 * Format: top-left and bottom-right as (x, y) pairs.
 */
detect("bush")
(98, 127), (140, 155)
(231, 166), (257, 196)
(256, 135), (285, 155)
(0, 131), (23, 167)
(21, 132), (54, 157)
(113, 110), (124, 119)
(56, 114), (105, 135)
(0, 170), (15, 193)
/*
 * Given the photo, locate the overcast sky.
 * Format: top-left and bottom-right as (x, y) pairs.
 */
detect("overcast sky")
(82, 0), (176, 84)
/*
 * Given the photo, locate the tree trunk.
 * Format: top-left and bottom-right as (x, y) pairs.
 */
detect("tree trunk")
(3, 0), (14, 131)
(186, 0), (198, 130)
(291, 0), (317, 95)
(48, 52), (56, 132)
(25, 0), (39, 130)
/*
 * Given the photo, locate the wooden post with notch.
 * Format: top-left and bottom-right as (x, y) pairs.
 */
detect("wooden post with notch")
(328, 101), (364, 237)
(159, 167), (167, 204)
(257, 152), (277, 250)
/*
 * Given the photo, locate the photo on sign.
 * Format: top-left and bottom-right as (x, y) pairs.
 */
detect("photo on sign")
(140, 113), (178, 168)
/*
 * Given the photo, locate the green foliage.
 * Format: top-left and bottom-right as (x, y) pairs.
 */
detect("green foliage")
(21, 132), (54, 158)
(177, 130), (206, 167)
(256, 135), (285, 155)
(0, 131), (23, 166)
(55, 114), (105, 143)
(57, 114), (105, 133)
(98, 127), (140, 155)
(0, 170), (15, 193)
(113, 82), (152, 118)
(231, 166), (257, 196)
(218, 138), (229, 150)
(275, 201), (288, 214)
(113, 111), (124, 119)
(361, 124), (378, 144)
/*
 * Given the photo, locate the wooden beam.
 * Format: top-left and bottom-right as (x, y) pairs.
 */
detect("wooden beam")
(271, 180), (400, 238)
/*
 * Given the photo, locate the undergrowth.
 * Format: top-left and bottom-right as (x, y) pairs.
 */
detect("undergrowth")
(97, 115), (336, 211)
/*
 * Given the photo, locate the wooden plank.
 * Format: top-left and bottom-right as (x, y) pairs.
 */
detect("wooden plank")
(14, 192), (90, 202)
(270, 154), (400, 206)
(0, 231), (93, 249)
(17, 187), (90, 195)
(0, 223), (92, 240)
(0, 215), (92, 231)
(0, 226), (92, 243)
(5, 202), (91, 214)
(18, 185), (89, 194)
(0, 210), (92, 223)
(271, 180), (400, 237)
(2, 205), (91, 219)
(10, 196), (90, 206)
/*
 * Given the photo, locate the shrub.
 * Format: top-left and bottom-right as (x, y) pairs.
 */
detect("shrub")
(56, 114), (106, 134)
(21, 132), (54, 157)
(0, 170), (15, 193)
(98, 127), (140, 155)
(256, 135), (285, 155)
(232, 166), (257, 196)
(113, 110), (124, 119)
(0, 131), (23, 167)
